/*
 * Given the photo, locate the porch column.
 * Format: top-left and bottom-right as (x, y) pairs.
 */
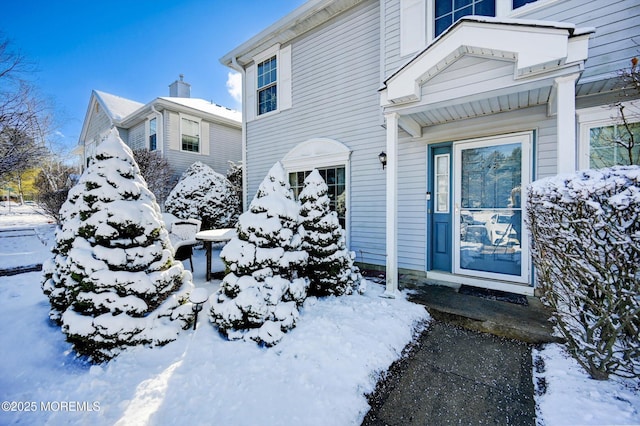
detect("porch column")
(384, 112), (399, 297)
(554, 73), (580, 174)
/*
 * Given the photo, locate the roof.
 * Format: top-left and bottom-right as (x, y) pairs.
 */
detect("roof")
(93, 90), (144, 121)
(158, 97), (241, 123)
(220, 0), (363, 68)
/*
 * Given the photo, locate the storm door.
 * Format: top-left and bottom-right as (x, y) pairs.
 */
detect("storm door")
(453, 133), (531, 283)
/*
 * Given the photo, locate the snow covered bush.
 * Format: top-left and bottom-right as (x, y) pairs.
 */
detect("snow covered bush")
(299, 170), (365, 296)
(527, 166), (640, 380)
(209, 161), (308, 346)
(165, 162), (240, 230)
(42, 129), (195, 363)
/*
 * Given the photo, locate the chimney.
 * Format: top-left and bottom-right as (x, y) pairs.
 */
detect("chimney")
(169, 74), (191, 98)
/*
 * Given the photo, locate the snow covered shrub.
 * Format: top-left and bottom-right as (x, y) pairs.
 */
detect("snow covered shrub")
(209, 161), (309, 346)
(299, 170), (365, 296)
(42, 129), (195, 363)
(165, 162), (240, 230)
(526, 166), (640, 380)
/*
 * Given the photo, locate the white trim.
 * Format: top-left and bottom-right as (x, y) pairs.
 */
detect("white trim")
(400, 0), (426, 57)
(178, 113), (202, 154)
(385, 113), (400, 297)
(434, 153), (450, 213)
(554, 73), (579, 173)
(452, 131), (533, 285)
(250, 43), (293, 121)
(576, 101), (640, 170)
(426, 271), (535, 296)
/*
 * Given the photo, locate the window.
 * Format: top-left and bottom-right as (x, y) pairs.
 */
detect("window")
(578, 103), (640, 169)
(512, 0), (537, 9)
(257, 56), (277, 115)
(588, 123), (640, 169)
(289, 166), (347, 229)
(181, 117), (200, 153)
(434, 0), (495, 37)
(149, 117), (157, 151)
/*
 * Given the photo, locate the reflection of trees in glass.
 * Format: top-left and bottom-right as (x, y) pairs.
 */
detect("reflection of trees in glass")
(461, 144), (521, 209)
(590, 123), (640, 168)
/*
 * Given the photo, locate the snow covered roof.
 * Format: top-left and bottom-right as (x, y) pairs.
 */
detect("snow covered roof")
(93, 90), (145, 121)
(158, 97), (241, 123)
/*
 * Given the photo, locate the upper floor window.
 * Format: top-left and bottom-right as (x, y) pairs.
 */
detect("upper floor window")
(512, 0), (537, 9)
(149, 117), (157, 151)
(181, 117), (200, 153)
(434, 0), (495, 37)
(257, 56), (278, 115)
(246, 44), (292, 122)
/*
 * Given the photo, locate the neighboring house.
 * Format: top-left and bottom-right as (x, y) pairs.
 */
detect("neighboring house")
(220, 0), (640, 296)
(78, 75), (242, 181)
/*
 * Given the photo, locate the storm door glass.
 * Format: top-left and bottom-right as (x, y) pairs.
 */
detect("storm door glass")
(455, 137), (529, 282)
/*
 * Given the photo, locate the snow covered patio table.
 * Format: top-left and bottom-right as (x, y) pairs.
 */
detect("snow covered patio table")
(195, 228), (235, 280)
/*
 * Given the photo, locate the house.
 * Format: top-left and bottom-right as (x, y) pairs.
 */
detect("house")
(78, 75), (242, 181)
(220, 0), (640, 296)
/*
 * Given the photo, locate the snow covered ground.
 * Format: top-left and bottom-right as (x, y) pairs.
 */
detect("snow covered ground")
(0, 203), (638, 425)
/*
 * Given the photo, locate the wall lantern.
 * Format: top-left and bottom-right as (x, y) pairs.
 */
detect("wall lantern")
(189, 288), (209, 330)
(378, 151), (387, 170)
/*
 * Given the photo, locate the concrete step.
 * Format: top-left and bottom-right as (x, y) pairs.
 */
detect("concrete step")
(406, 285), (562, 344)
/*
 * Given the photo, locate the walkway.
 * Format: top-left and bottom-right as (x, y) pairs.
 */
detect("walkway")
(362, 283), (560, 425)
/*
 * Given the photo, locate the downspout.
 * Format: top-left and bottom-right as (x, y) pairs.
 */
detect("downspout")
(150, 104), (164, 155)
(231, 56), (248, 212)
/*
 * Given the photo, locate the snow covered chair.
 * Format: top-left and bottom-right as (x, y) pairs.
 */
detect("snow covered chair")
(164, 214), (202, 272)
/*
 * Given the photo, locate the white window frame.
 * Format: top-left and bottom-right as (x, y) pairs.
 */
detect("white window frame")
(419, 0), (562, 45)
(282, 138), (352, 246)
(577, 102), (640, 170)
(179, 113), (201, 154)
(246, 44), (292, 122)
(147, 116), (158, 151)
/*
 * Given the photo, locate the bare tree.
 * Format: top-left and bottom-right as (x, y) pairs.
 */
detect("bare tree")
(606, 56), (640, 166)
(0, 36), (50, 180)
(132, 149), (175, 207)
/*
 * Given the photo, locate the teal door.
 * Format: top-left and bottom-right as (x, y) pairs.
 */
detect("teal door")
(428, 144), (452, 272)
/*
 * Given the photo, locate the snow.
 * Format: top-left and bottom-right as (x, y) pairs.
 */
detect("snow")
(159, 97), (241, 123)
(1, 204), (638, 425)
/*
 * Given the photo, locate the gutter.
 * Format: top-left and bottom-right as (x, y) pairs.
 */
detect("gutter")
(232, 56), (249, 212)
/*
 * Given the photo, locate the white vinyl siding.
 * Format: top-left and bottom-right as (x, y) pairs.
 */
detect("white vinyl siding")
(245, 0), (386, 266)
(513, 0), (640, 83)
(128, 123), (145, 151)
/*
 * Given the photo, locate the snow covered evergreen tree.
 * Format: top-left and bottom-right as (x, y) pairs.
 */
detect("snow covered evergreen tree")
(209, 161), (308, 346)
(299, 170), (365, 297)
(42, 128), (195, 363)
(165, 161), (240, 229)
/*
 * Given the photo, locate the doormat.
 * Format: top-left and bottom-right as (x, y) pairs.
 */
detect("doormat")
(458, 285), (528, 306)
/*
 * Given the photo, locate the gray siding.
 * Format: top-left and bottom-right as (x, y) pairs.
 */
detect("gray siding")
(164, 111), (241, 179)
(516, 0), (640, 82)
(246, 0), (388, 265)
(86, 104), (112, 145)
(210, 122), (242, 175)
(128, 122), (145, 151)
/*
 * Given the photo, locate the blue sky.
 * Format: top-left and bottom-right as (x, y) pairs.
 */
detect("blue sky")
(0, 0), (306, 153)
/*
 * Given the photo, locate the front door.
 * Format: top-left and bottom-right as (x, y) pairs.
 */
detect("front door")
(429, 144), (452, 272)
(453, 133), (531, 283)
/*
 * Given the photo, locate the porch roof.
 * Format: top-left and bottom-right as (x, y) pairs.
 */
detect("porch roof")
(379, 17), (594, 136)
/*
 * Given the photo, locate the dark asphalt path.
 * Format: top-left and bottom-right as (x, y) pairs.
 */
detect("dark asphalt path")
(363, 321), (535, 425)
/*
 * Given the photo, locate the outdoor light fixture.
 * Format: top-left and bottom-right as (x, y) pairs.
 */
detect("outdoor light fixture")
(378, 151), (387, 170)
(189, 288), (209, 330)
